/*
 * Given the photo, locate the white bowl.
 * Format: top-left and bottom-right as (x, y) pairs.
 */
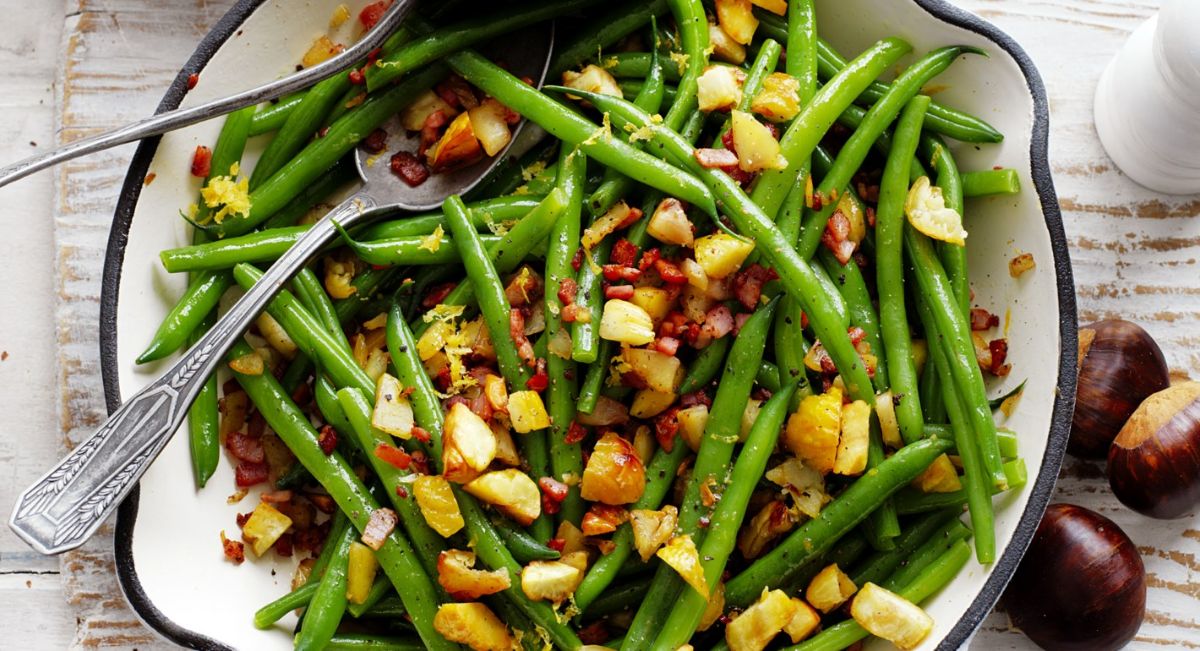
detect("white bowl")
(101, 0), (1077, 648)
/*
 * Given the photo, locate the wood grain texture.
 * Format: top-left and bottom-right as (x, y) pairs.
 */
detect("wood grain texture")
(35, 0), (1199, 648)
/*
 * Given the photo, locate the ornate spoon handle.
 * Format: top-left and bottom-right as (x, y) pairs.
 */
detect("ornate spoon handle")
(9, 194), (378, 555)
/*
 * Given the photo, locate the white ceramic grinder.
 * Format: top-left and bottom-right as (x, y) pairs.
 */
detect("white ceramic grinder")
(1095, 0), (1200, 195)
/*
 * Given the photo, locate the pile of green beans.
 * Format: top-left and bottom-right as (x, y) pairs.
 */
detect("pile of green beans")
(141, 1), (1033, 648)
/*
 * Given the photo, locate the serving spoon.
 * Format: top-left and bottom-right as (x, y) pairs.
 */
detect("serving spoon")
(0, 2), (418, 189)
(8, 25), (555, 556)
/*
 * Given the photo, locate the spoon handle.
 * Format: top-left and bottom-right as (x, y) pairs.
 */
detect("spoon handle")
(0, 0), (414, 190)
(9, 194), (379, 555)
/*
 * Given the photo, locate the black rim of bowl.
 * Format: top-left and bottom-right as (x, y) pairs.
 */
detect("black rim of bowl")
(98, 1), (1078, 648)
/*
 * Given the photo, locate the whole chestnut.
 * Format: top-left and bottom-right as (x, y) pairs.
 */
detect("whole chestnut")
(1108, 382), (1200, 519)
(1001, 504), (1145, 651)
(1071, 320), (1169, 458)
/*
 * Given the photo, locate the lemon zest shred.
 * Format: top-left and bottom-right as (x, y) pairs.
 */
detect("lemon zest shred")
(419, 225), (444, 253)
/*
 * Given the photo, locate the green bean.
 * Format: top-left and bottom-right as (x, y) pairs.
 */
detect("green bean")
(228, 339), (451, 649)
(549, 0), (669, 79)
(338, 387), (447, 578)
(490, 516), (561, 562)
(324, 634), (425, 651)
(677, 336), (732, 394)
(443, 195), (532, 387)
(548, 146), (587, 525)
(920, 344), (946, 423)
(339, 230), (509, 269)
(799, 47), (981, 261)
(252, 75), (348, 189)
(261, 156), (358, 230)
(448, 52), (716, 214)
(915, 295), (995, 563)
(248, 95), (304, 136)
(962, 168), (1021, 197)
(569, 235), (609, 364)
(368, 0), (604, 91)
(653, 384), (797, 650)
(336, 267), (402, 325)
(160, 227), (304, 273)
(573, 441), (688, 611)
(213, 65), (446, 237)
(360, 196), (545, 241)
(747, 10), (1004, 143)
(275, 460), (314, 491)
(714, 38), (782, 149)
(849, 508), (961, 587)
(315, 375), (355, 436)
(186, 307), (222, 490)
(623, 300), (778, 649)
(905, 229), (1005, 486)
(756, 360), (782, 393)
(750, 37), (912, 223)
(556, 91), (876, 405)
(787, 0), (818, 94)
(413, 188), (567, 337)
(884, 519), (972, 591)
(385, 304), (445, 463)
(346, 576), (392, 618)
(877, 95), (930, 446)
(136, 271), (233, 364)
(818, 252), (886, 392)
(773, 295), (813, 410)
(587, 17), (668, 218)
(605, 53), (683, 83)
(355, 594), (407, 619)
(724, 436), (954, 607)
(253, 579), (318, 629)
(659, 0), (708, 131)
(293, 267), (344, 344)
(921, 134), (970, 320)
(467, 135), (560, 202)
(894, 458), (1027, 515)
(785, 539), (973, 651)
(294, 520), (354, 651)
(583, 577), (651, 618)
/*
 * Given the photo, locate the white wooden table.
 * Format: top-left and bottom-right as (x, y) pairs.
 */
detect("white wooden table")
(0, 0), (1196, 648)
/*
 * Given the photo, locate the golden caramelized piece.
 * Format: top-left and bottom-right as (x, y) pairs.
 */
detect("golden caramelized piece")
(464, 469), (541, 526)
(912, 453), (964, 493)
(708, 23), (747, 64)
(630, 388), (676, 419)
(433, 603), (516, 651)
(520, 560), (584, 603)
(697, 65), (745, 112)
(599, 299), (656, 346)
(647, 197), (695, 247)
(622, 347), (683, 393)
(437, 549), (512, 600)
(725, 588), (797, 651)
(738, 500), (794, 559)
(785, 388), (843, 474)
(372, 373), (415, 439)
(731, 110), (788, 172)
(443, 402), (498, 483)
(694, 233), (755, 279)
(413, 475), (465, 537)
(783, 598), (821, 643)
(467, 98), (513, 157)
(715, 0), (760, 44)
(241, 503), (293, 557)
(581, 432), (646, 505)
(426, 112), (483, 172)
(806, 563), (858, 613)
(851, 583), (935, 650)
(657, 534), (708, 596)
(346, 541), (379, 605)
(833, 400), (871, 476)
(751, 73), (802, 122)
(401, 89), (458, 132)
(631, 505), (679, 562)
(507, 390), (551, 433)
(562, 64), (624, 99)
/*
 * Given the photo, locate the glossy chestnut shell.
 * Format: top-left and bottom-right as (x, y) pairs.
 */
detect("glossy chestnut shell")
(1071, 320), (1169, 458)
(1108, 382), (1200, 519)
(1001, 504), (1145, 651)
